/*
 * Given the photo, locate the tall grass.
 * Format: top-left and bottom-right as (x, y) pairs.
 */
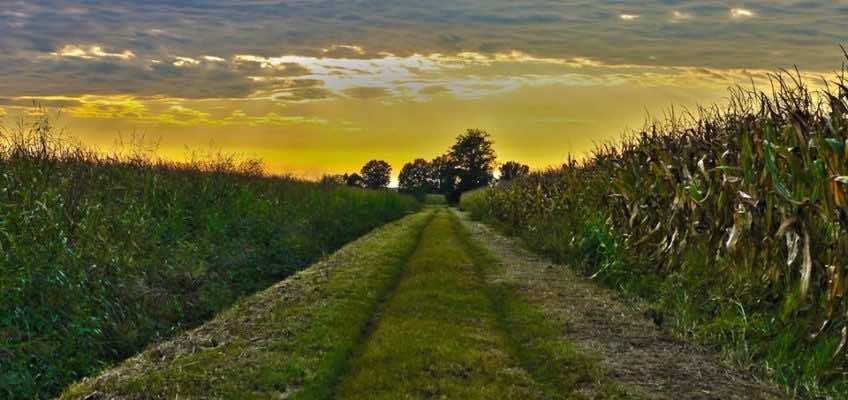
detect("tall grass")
(0, 114), (419, 399)
(461, 57), (848, 397)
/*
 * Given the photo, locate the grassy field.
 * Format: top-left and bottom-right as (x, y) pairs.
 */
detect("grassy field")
(0, 117), (419, 400)
(460, 62), (848, 397)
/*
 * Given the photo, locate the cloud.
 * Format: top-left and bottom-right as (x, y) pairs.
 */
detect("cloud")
(418, 85), (451, 96)
(173, 56), (200, 67)
(344, 87), (392, 99)
(0, 0), (841, 108)
(52, 44), (135, 60)
(272, 87), (336, 102)
(249, 112), (327, 127)
(0, 96), (83, 109)
(671, 11), (693, 21)
(321, 44), (366, 58)
(730, 8), (755, 18)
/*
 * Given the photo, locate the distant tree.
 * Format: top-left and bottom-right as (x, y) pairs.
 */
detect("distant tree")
(449, 129), (497, 201)
(398, 158), (434, 195)
(345, 173), (365, 188)
(430, 154), (458, 196)
(360, 160), (392, 189)
(499, 161), (530, 182)
(320, 174), (347, 186)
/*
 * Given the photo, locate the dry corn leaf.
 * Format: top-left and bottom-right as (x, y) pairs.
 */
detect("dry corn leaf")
(800, 228), (812, 298)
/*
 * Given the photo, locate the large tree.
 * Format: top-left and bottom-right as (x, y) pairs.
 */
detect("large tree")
(398, 158), (433, 195)
(449, 129), (497, 199)
(499, 161), (530, 182)
(360, 160), (392, 189)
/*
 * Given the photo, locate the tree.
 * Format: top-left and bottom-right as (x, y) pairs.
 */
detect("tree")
(499, 161), (530, 182)
(360, 160), (392, 189)
(345, 173), (365, 188)
(320, 174), (347, 186)
(448, 129), (497, 201)
(430, 154), (457, 195)
(398, 159), (433, 195)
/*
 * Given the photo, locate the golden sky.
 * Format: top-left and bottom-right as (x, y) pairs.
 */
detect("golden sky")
(1, 1), (845, 178)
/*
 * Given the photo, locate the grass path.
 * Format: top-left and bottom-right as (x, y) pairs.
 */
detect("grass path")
(61, 207), (784, 399)
(335, 210), (544, 399)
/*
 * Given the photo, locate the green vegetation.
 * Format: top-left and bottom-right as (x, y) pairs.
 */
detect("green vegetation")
(460, 60), (848, 398)
(499, 161), (531, 182)
(359, 160), (392, 189)
(399, 129), (498, 203)
(61, 210), (433, 400)
(454, 212), (630, 399)
(0, 116), (419, 400)
(320, 159), (392, 190)
(63, 209), (628, 399)
(336, 211), (543, 399)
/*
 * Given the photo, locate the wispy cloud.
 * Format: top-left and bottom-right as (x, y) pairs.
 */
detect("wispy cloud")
(671, 11), (693, 21)
(52, 44), (135, 60)
(730, 8), (755, 18)
(173, 56), (201, 67)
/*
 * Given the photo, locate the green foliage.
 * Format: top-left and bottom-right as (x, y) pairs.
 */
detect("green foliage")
(398, 129), (498, 204)
(450, 129), (497, 201)
(499, 161), (530, 182)
(0, 116), (419, 400)
(359, 160), (392, 189)
(398, 158), (434, 198)
(62, 210), (434, 400)
(460, 60), (848, 398)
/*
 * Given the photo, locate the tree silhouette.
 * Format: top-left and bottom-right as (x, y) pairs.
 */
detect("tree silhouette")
(398, 158), (433, 196)
(345, 173), (365, 188)
(430, 154), (458, 196)
(360, 160), (392, 189)
(499, 161), (530, 182)
(449, 129), (496, 201)
(320, 174), (347, 186)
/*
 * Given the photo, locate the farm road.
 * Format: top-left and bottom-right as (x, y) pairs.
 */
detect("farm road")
(61, 207), (784, 399)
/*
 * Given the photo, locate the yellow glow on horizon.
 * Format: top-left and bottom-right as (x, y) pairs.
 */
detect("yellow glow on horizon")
(1, 47), (835, 180)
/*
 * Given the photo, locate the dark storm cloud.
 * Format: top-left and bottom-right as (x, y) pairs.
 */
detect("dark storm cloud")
(0, 0), (845, 99)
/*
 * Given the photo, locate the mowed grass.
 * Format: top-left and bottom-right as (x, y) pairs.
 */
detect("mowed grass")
(61, 210), (435, 400)
(336, 210), (545, 399)
(454, 213), (632, 400)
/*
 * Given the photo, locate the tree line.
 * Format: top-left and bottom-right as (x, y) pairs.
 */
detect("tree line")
(322, 129), (530, 203)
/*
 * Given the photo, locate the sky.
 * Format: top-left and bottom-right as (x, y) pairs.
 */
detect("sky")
(0, 1), (846, 178)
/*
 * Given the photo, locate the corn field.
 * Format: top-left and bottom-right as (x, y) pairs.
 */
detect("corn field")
(462, 57), (848, 396)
